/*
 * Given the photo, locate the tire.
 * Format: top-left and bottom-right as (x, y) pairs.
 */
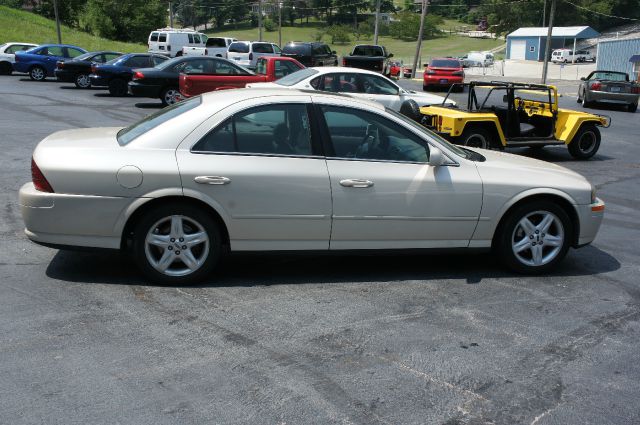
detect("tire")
(399, 99), (421, 122)
(459, 126), (493, 149)
(581, 93), (592, 108)
(161, 86), (180, 106)
(423, 84), (429, 91)
(132, 203), (222, 285)
(74, 73), (91, 89)
(628, 103), (638, 113)
(0, 61), (12, 75)
(29, 65), (46, 81)
(496, 200), (572, 274)
(108, 78), (128, 96)
(576, 88), (582, 104)
(568, 123), (600, 159)
(175, 51), (183, 57)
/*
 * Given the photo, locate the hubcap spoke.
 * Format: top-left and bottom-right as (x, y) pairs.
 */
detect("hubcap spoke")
(147, 233), (170, 247)
(532, 244), (544, 265)
(181, 250), (199, 271)
(513, 237), (530, 253)
(537, 214), (554, 233)
(183, 231), (207, 247)
(518, 217), (536, 234)
(170, 216), (184, 239)
(544, 234), (563, 247)
(156, 249), (175, 272)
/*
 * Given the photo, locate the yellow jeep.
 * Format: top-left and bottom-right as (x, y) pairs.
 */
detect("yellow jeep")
(413, 81), (611, 159)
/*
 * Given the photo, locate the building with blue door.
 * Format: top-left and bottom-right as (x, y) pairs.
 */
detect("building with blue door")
(596, 37), (640, 81)
(506, 26), (600, 61)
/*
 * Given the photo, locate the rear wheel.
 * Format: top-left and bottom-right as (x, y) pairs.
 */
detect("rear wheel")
(74, 73), (91, 89)
(568, 123), (600, 159)
(629, 103), (638, 113)
(422, 84), (429, 91)
(459, 126), (492, 149)
(0, 61), (12, 75)
(161, 86), (180, 106)
(29, 65), (46, 81)
(132, 203), (222, 285)
(399, 99), (421, 122)
(581, 95), (592, 108)
(108, 78), (128, 96)
(496, 200), (572, 274)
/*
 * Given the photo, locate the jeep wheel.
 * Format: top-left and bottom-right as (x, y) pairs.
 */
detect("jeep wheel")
(399, 99), (421, 122)
(460, 127), (492, 149)
(568, 123), (600, 159)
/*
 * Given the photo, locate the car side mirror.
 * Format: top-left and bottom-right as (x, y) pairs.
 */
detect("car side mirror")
(423, 63), (428, 67)
(428, 146), (446, 167)
(580, 77), (586, 81)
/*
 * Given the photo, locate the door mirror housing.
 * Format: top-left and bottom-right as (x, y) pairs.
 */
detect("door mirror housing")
(580, 76), (586, 81)
(428, 146), (446, 167)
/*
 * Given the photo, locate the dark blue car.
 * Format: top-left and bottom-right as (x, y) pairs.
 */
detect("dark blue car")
(14, 44), (87, 81)
(89, 53), (169, 96)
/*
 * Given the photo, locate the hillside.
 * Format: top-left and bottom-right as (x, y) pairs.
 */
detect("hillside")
(0, 6), (145, 53)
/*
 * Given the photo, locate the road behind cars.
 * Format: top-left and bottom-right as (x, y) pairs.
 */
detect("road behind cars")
(1, 75), (640, 424)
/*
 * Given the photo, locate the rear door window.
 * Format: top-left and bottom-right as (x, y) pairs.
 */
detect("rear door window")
(193, 34), (201, 44)
(66, 47), (85, 58)
(125, 55), (151, 68)
(46, 46), (65, 57)
(152, 55), (168, 66)
(206, 38), (227, 48)
(274, 60), (301, 78)
(104, 53), (122, 62)
(253, 43), (273, 54)
(158, 33), (167, 42)
(228, 42), (249, 53)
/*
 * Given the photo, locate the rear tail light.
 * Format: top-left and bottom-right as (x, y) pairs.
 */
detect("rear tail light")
(56, 61), (64, 69)
(342, 58), (346, 66)
(133, 71), (144, 80)
(426, 69), (436, 75)
(631, 86), (640, 94)
(249, 52), (253, 60)
(590, 82), (601, 90)
(31, 158), (54, 193)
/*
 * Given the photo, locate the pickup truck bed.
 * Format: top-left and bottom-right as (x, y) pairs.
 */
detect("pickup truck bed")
(342, 45), (392, 75)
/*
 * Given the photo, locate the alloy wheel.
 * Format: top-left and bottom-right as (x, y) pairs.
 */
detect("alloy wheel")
(76, 73), (90, 88)
(164, 89), (180, 105)
(31, 67), (45, 81)
(511, 210), (564, 267)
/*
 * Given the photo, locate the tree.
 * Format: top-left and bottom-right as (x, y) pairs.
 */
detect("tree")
(80, 0), (166, 43)
(389, 12), (442, 40)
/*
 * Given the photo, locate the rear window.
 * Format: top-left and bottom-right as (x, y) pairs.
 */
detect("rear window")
(150, 32), (159, 42)
(430, 59), (461, 68)
(117, 96), (202, 145)
(275, 68), (319, 86)
(206, 38), (227, 48)
(252, 43), (273, 54)
(590, 71), (628, 81)
(228, 42), (249, 53)
(283, 44), (311, 55)
(352, 45), (384, 56)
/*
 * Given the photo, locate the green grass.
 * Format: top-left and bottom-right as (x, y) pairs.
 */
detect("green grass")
(0, 6), (146, 53)
(206, 19), (503, 64)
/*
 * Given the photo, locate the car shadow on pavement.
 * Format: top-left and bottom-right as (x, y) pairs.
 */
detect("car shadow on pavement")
(134, 102), (163, 109)
(509, 146), (615, 163)
(45, 245), (620, 288)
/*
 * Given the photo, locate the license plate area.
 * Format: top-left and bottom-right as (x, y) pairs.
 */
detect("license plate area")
(439, 79), (448, 84)
(610, 86), (621, 92)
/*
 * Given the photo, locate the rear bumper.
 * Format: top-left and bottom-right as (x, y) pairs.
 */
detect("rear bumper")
(128, 81), (163, 98)
(19, 182), (130, 250)
(587, 90), (639, 104)
(575, 198), (605, 247)
(423, 75), (464, 86)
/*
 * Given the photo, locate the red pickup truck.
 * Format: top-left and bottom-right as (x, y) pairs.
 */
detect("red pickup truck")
(179, 56), (304, 97)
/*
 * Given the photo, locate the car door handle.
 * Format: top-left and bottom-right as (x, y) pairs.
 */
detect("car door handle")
(194, 176), (231, 185)
(340, 179), (374, 188)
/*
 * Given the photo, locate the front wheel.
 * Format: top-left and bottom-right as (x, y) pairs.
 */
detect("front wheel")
(496, 200), (572, 274)
(29, 65), (46, 81)
(161, 86), (180, 106)
(74, 73), (91, 89)
(132, 204), (222, 285)
(459, 126), (493, 149)
(568, 124), (600, 159)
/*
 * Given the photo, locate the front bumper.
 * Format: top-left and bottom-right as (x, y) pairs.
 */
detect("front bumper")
(54, 69), (75, 82)
(19, 182), (130, 250)
(575, 197), (605, 247)
(128, 81), (163, 98)
(587, 90), (639, 104)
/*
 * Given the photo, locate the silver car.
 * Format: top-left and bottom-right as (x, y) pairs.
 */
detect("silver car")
(19, 89), (605, 284)
(578, 70), (639, 112)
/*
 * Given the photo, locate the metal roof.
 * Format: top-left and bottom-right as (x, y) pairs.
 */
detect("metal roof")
(507, 26), (600, 38)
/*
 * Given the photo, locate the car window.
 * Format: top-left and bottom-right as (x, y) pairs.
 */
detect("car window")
(118, 96), (202, 145)
(150, 32), (159, 42)
(255, 58), (267, 75)
(589, 71), (628, 81)
(174, 59), (213, 74)
(324, 45), (332, 55)
(104, 53), (122, 62)
(320, 105), (429, 162)
(125, 55), (151, 68)
(7, 44), (32, 54)
(159, 33), (167, 42)
(253, 43), (273, 54)
(188, 34), (194, 43)
(283, 44), (311, 55)
(152, 55), (168, 66)
(66, 47), (84, 58)
(314, 73), (359, 93)
(312, 44), (325, 55)
(193, 34), (201, 44)
(44, 46), (64, 57)
(273, 45), (281, 54)
(212, 59), (248, 75)
(206, 38), (227, 48)
(274, 60), (301, 78)
(430, 59), (461, 68)
(228, 42), (249, 53)
(193, 104), (312, 156)
(352, 45), (384, 56)
(360, 75), (399, 95)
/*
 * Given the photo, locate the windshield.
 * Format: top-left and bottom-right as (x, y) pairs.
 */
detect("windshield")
(352, 45), (384, 56)
(274, 68), (319, 86)
(228, 42), (249, 53)
(430, 59), (460, 68)
(590, 71), (628, 81)
(385, 108), (471, 160)
(117, 97), (202, 145)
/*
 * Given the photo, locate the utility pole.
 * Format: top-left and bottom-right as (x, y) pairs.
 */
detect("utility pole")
(278, 1), (283, 47)
(258, 0), (263, 41)
(169, 1), (174, 27)
(541, 0), (556, 84)
(53, 0), (62, 44)
(373, 0), (381, 45)
(411, 0), (427, 78)
(542, 0), (546, 27)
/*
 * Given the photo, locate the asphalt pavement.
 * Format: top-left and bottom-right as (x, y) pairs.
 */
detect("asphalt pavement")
(1, 75), (639, 425)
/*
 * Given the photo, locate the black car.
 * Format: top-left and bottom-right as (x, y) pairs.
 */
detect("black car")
(128, 56), (222, 106)
(280, 42), (338, 67)
(90, 53), (170, 96)
(55, 51), (123, 88)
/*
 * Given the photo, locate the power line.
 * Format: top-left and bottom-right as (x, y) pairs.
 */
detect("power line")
(561, 0), (640, 21)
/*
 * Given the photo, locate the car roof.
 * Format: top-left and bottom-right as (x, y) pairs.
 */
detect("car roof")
(37, 44), (85, 49)
(308, 66), (392, 76)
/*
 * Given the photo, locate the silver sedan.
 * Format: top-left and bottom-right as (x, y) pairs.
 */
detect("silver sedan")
(20, 88), (605, 284)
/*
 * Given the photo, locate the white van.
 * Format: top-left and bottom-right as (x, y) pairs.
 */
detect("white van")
(148, 28), (207, 58)
(227, 41), (281, 69)
(551, 49), (593, 63)
(460, 51), (494, 67)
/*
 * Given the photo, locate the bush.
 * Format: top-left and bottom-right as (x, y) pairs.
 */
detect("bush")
(356, 21), (373, 40)
(389, 12), (442, 41)
(327, 25), (351, 44)
(263, 18), (276, 32)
